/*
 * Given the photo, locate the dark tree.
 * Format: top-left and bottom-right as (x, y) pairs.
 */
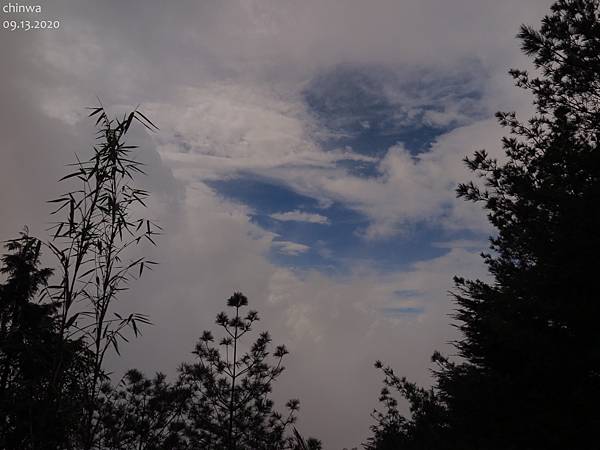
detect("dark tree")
(45, 106), (159, 448)
(95, 292), (318, 450)
(0, 232), (92, 449)
(365, 358), (447, 450)
(96, 369), (189, 450)
(368, 1), (600, 449)
(179, 292), (301, 450)
(293, 427), (323, 450)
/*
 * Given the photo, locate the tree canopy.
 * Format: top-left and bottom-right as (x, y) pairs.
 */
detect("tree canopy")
(367, 1), (600, 448)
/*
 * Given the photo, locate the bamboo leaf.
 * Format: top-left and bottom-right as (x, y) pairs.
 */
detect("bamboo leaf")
(88, 107), (103, 117)
(65, 313), (80, 329)
(59, 170), (84, 182)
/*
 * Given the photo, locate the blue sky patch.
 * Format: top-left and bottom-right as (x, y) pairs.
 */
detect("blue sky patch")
(207, 174), (479, 274)
(304, 64), (486, 156)
(206, 64), (489, 273)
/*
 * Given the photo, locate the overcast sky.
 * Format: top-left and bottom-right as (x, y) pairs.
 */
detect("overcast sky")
(1, 1), (553, 447)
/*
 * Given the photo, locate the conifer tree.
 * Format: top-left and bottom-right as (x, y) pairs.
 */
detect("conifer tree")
(0, 232), (92, 449)
(96, 369), (189, 450)
(96, 292), (318, 450)
(179, 292), (301, 450)
(368, 1), (600, 448)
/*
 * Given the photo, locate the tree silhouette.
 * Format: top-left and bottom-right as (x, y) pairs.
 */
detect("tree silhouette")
(45, 105), (160, 448)
(96, 292), (319, 450)
(179, 292), (301, 450)
(96, 369), (189, 450)
(365, 359), (446, 450)
(368, 1), (600, 449)
(293, 427), (323, 450)
(0, 231), (93, 449)
(0, 106), (160, 449)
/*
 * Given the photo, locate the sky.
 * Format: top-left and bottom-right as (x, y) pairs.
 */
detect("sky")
(0, 1), (553, 447)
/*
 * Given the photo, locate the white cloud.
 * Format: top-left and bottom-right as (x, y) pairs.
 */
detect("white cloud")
(21, 0), (545, 241)
(262, 247), (488, 446)
(270, 210), (330, 225)
(263, 118), (504, 239)
(273, 240), (311, 256)
(139, 84), (506, 241)
(142, 84), (373, 184)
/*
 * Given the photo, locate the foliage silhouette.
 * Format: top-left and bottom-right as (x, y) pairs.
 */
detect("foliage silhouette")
(293, 427), (322, 450)
(96, 369), (189, 450)
(179, 292), (303, 450)
(0, 105), (159, 449)
(0, 231), (93, 449)
(44, 105), (160, 448)
(367, 1), (600, 449)
(96, 292), (320, 450)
